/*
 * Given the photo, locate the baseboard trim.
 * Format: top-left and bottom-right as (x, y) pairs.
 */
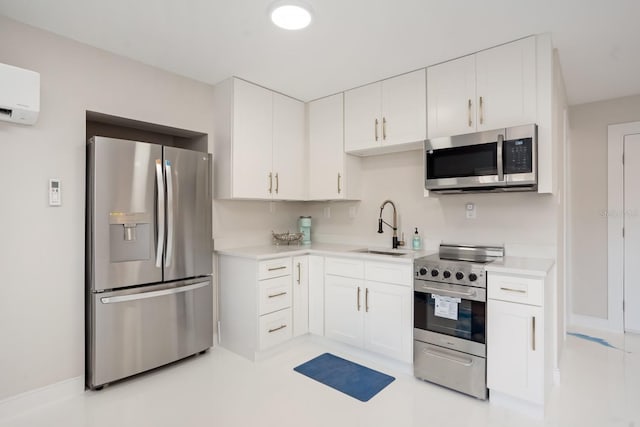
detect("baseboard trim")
(569, 313), (619, 333)
(0, 376), (84, 422)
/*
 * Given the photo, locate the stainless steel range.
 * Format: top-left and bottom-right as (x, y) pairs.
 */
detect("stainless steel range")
(413, 244), (504, 400)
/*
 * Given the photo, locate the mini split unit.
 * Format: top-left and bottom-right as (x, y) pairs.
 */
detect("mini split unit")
(0, 62), (40, 125)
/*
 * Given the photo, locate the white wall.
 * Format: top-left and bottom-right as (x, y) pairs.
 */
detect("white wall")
(568, 94), (640, 320)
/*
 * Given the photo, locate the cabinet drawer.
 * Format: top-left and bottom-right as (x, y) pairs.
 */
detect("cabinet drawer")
(258, 257), (292, 280)
(487, 273), (543, 306)
(365, 261), (412, 286)
(258, 275), (292, 315)
(259, 308), (292, 350)
(325, 257), (364, 279)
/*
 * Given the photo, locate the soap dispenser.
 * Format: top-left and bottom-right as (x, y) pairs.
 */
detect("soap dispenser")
(412, 227), (422, 250)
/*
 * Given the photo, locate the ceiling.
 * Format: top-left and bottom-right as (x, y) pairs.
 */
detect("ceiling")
(1, 0), (639, 105)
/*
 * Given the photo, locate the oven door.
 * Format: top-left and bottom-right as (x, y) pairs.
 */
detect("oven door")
(414, 280), (486, 357)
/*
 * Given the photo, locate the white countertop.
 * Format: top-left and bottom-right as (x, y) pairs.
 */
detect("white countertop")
(215, 242), (434, 264)
(217, 243), (554, 276)
(485, 256), (555, 277)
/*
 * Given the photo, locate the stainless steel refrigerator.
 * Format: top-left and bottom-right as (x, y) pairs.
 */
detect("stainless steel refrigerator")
(86, 136), (213, 389)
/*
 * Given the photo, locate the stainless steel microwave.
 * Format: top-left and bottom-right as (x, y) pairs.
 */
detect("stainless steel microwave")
(425, 124), (537, 193)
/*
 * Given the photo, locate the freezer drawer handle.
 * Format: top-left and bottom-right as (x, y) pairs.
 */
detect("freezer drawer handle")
(100, 281), (209, 304)
(423, 347), (474, 367)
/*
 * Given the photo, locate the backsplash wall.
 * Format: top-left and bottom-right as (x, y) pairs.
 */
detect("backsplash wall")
(304, 149), (559, 258)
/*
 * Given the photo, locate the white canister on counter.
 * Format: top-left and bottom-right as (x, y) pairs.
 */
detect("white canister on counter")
(299, 216), (311, 244)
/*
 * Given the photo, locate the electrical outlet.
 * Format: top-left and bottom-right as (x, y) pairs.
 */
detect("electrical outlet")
(324, 206), (331, 218)
(466, 202), (476, 219)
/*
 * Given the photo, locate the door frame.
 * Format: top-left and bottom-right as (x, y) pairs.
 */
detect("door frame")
(608, 121), (640, 333)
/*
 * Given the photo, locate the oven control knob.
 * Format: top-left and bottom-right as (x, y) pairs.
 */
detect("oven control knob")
(443, 270), (451, 279)
(419, 267), (428, 276)
(469, 273), (478, 282)
(431, 269), (439, 277)
(455, 272), (465, 280)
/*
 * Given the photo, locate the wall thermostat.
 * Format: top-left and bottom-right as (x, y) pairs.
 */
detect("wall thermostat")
(49, 179), (61, 206)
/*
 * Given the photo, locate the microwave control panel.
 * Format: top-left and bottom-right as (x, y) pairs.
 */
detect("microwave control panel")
(504, 138), (533, 174)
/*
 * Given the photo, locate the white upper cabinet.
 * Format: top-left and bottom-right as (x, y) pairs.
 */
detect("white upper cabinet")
(426, 55), (476, 138)
(273, 93), (306, 200)
(345, 69), (426, 155)
(427, 36), (537, 138)
(307, 93), (361, 200)
(213, 78), (306, 200)
(231, 79), (273, 199)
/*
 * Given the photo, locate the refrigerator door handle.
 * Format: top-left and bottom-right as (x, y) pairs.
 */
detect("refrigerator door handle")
(100, 281), (209, 304)
(155, 159), (165, 268)
(165, 160), (174, 267)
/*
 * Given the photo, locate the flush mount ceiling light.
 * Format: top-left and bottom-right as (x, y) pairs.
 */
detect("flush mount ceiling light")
(269, 1), (313, 30)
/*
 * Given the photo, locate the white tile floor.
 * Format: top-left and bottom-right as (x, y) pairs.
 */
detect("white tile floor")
(1, 330), (639, 427)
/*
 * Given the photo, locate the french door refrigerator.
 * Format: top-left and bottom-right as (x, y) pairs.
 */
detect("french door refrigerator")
(86, 136), (213, 389)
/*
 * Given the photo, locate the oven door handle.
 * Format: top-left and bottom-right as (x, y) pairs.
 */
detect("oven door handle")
(423, 347), (474, 367)
(418, 285), (478, 299)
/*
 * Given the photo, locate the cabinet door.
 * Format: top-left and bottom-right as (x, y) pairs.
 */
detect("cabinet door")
(232, 79), (273, 199)
(344, 82), (381, 152)
(308, 94), (345, 200)
(324, 274), (364, 347)
(273, 93), (306, 200)
(292, 256), (309, 337)
(427, 55), (476, 138)
(475, 36), (536, 131)
(487, 299), (544, 404)
(381, 69), (426, 147)
(363, 281), (412, 363)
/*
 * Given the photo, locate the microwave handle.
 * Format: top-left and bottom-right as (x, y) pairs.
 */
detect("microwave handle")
(497, 134), (504, 182)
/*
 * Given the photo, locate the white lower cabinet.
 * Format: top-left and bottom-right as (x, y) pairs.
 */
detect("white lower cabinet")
(487, 270), (550, 409)
(219, 255), (299, 360)
(292, 255), (309, 337)
(324, 257), (412, 363)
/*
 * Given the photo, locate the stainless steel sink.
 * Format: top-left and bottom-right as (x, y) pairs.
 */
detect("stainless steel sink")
(351, 248), (411, 257)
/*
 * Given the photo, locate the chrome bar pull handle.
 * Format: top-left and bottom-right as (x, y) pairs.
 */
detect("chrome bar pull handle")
(155, 160), (165, 268)
(479, 96), (484, 125)
(497, 133), (504, 182)
(164, 160), (174, 268)
(337, 173), (342, 194)
(374, 118), (379, 141)
(468, 99), (472, 127)
(500, 287), (526, 294)
(268, 325), (287, 333)
(268, 291), (287, 299)
(296, 262), (301, 284)
(365, 288), (369, 312)
(267, 266), (287, 272)
(275, 172), (279, 195)
(268, 172), (273, 194)
(357, 286), (361, 311)
(382, 117), (387, 140)
(532, 316), (536, 351)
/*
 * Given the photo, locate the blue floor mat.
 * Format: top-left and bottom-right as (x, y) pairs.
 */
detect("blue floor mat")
(293, 353), (395, 402)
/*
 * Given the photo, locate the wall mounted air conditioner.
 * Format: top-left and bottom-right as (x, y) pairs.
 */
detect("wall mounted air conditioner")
(0, 62), (40, 125)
